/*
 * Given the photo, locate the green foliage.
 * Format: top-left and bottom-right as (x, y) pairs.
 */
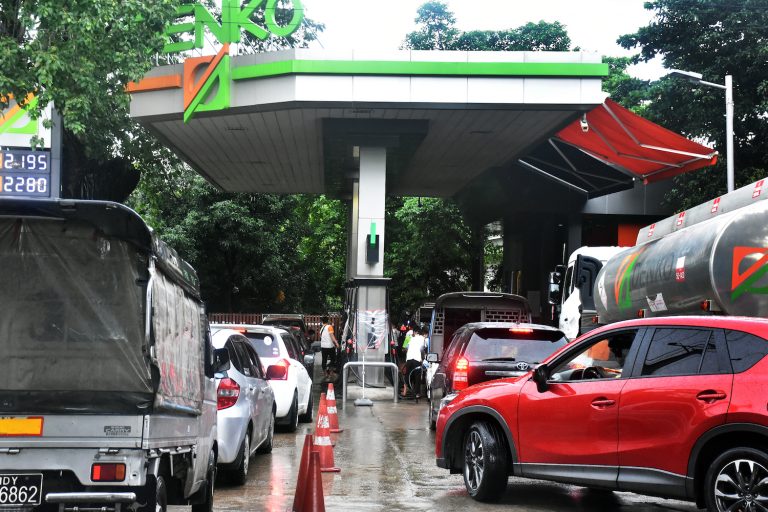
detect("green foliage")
(129, 166), (347, 313)
(385, 197), (472, 321)
(403, 1), (460, 50)
(0, 0), (181, 200)
(601, 56), (651, 111)
(404, 3), (572, 52)
(617, 0), (768, 207)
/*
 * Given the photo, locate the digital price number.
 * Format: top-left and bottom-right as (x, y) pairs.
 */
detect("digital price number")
(0, 150), (51, 198)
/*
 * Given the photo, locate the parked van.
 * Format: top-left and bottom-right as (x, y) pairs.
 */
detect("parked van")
(426, 292), (532, 398)
(0, 199), (228, 511)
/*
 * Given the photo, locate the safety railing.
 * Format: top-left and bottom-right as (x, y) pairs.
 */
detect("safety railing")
(342, 362), (399, 405)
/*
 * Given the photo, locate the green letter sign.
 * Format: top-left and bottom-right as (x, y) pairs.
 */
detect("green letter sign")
(164, 0), (305, 53)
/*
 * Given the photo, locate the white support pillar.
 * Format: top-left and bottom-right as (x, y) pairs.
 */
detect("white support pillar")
(352, 147), (389, 387)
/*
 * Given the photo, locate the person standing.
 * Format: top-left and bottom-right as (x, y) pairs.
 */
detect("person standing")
(401, 326), (426, 397)
(320, 316), (339, 380)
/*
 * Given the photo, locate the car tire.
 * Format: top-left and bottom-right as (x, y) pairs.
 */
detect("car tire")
(229, 432), (250, 485)
(283, 392), (299, 433)
(463, 421), (508, 502)
(704, 447), (768, 512)
(257, 410), (275, 454)
(298, 390), (314, 423)
(191, 450), (216, 512)
(428, 402), (436, 431)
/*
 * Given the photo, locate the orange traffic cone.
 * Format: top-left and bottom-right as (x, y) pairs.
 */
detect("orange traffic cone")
(303, 451), (326, 512)
(316, 394), (335, 446)
(313, 395), (340, 473)
(292, 435), (314, 512)
(326, 384), (343, 433)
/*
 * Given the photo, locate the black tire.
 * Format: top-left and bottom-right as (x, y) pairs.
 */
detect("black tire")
(228, 431), (250, 485)
(704, 447), (768, 512)
(428, 401), (436, 431)
(256, 409), (275, 454)
(191, 450), (216, 512)
(298, 391), (314, 423)
(463, 421), (508, 502)
(282, 393), (299, 433)
(155, 475), (167, 512)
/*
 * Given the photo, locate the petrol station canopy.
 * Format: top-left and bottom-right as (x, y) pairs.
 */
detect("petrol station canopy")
(129, 49), (716, 200)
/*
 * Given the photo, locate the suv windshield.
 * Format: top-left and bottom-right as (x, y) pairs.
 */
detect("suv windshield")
(244, 332), (282, 359)
(464, 328), (568, 363)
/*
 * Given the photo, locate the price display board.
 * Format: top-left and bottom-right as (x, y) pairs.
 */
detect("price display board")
(0, 150), (51, 198)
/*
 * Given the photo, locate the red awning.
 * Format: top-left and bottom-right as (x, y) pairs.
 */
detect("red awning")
(556, 99), (718, 184)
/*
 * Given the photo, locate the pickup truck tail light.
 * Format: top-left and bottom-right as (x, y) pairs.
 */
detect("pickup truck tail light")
(92, 463), (126, 482)
(217, 378), (240, 410)
(454, 357), (469, 390)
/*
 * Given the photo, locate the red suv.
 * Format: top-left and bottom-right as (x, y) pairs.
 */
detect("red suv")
(435, 316), (768, 511)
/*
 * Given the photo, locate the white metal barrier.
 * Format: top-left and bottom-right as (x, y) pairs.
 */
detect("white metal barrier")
(342, 361), (399, 405)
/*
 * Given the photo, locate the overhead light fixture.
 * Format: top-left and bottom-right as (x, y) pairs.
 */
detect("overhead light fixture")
(352, 146), (360, 158)
(580, 114), (589, 133)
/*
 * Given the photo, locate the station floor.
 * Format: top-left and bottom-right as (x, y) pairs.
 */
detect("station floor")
(175, 377), (701, 512)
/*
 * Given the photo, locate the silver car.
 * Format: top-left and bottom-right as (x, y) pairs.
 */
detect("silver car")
(212, 328), (276, 485)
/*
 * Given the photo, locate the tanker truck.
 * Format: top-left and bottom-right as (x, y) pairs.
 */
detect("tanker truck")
(550, 177), (768, 337)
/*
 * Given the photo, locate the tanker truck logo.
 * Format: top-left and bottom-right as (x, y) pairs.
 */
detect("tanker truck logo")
(614, 250), (643, 310)
(732, 247), (768, 300)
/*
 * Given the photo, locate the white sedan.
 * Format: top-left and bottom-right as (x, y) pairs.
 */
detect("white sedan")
(212, 324), (314, 431)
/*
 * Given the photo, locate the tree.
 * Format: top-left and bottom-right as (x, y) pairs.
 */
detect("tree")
(1, 0), (180, 200)
(404, 2), (573, 52)
(618, 0), (768, 207)
(403, 1), (460, 50)
(385, 197), (473, 321)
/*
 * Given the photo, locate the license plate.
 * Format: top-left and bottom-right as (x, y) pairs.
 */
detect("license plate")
(0, 417), (43, 437)
(0, 474), (43, 507)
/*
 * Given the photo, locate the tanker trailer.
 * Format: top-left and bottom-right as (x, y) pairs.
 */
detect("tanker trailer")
(594, 196), (768, 323)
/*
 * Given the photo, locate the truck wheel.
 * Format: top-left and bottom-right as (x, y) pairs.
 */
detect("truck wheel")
(155, 476), (167, 512)
(229, 432), (250, 485)
(463, 421), (508, 502)
(298, 391), (313, 423)
(257, 409), (275, 454)
(704, 447), (768, 512)
(191, 450), (216, 512)
(428, 402), (436, 431)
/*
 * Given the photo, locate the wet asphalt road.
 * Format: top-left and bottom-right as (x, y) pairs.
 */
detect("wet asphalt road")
(174, 382), (702, 512)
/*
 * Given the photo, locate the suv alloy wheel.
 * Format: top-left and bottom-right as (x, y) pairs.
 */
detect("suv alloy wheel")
(463, 421), (508, 502)
(705, 447), (768, 512)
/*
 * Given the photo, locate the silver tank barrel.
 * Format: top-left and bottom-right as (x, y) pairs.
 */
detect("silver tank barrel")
(596, 199), (768, 322)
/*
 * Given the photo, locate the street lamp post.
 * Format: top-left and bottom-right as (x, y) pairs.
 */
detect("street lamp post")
(669, 69), (735, 192)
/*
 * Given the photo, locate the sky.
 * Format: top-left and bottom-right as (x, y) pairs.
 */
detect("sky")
(302, 0), (667, 80)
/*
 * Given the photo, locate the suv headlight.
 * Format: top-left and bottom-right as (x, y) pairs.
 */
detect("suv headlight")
(440, 392), (460, 410)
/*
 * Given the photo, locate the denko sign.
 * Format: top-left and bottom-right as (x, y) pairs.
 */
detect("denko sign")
(164, 0), (305, 53)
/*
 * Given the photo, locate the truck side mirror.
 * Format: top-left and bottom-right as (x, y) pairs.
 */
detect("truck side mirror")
(212, 348), (230, 374)
(532, 363), (550, 393)
(547, 271), (562, 305)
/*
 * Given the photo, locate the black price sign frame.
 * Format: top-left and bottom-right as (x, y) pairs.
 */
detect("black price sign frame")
(0, 149), (52, 198)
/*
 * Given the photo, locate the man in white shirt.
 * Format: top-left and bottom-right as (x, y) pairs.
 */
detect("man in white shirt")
(402, 326), (426, 397)
(320, 316), (339, 379)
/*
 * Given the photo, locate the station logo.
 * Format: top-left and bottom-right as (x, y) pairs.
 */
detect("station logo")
(731, 246), (768, 300)
(0, 94), (39, 136)
(614, 250), (643, 310)
(128, 0), (304, 122)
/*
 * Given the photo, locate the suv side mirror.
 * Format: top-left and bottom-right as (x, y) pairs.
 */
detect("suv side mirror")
(532, 363), (550, 392)
(426, 353), (439, 363)
(212, 348), (231, 374)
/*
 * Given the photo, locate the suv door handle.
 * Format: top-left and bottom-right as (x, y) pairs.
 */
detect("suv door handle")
(696, 390), (727, 403)
(591, 398), (616, 408)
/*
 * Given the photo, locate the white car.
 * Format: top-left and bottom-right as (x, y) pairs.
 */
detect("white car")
(211, 324), (314, 431)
